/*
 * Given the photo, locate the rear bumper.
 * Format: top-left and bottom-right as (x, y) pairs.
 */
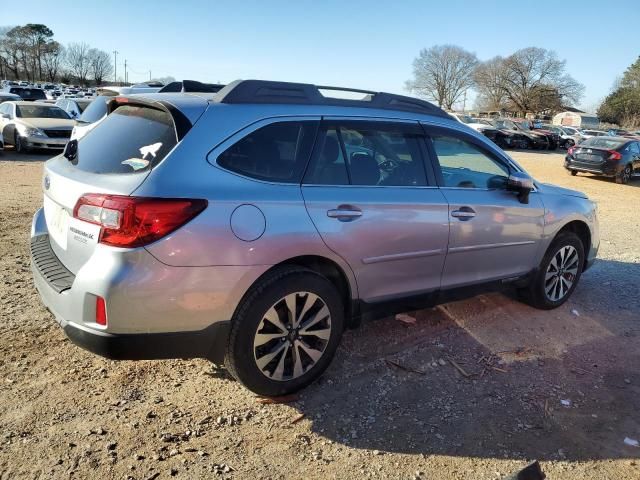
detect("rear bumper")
(63, 319), (230, 363)
(564, 158), (619, 176)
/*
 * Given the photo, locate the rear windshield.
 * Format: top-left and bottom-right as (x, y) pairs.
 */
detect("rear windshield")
(71, 104), (177, 174)
(78, 96), (111, 123)
(10, 88), (46, 100)
(16, 105), (70, 119)
(581, 137), (627, 149)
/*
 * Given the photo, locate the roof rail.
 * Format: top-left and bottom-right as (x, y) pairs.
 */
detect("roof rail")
(212, 80), (449, 118)
(159, 80), (226, 94)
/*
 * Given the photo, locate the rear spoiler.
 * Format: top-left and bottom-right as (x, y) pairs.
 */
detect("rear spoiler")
(107, 96), (192, 141)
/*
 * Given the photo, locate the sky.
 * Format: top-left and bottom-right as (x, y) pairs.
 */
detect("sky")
(4, 0), (639, 112)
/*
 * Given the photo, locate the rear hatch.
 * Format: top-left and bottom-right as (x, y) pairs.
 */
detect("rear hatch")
(573, 146), (609, 165)
(42, 96), (204, 274)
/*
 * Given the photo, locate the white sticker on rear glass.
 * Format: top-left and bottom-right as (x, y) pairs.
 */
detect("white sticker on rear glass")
(139, 142), (162, 159)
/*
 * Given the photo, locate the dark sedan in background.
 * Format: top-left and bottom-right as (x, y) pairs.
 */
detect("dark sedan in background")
(565, 136), (640, 184)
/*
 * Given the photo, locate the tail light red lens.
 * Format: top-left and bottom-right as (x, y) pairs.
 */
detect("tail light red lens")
(607, 150), (622, 161)
(96, 296), (107, 326)
(73, 194), (207, 248)
(567, 146), (575, 156)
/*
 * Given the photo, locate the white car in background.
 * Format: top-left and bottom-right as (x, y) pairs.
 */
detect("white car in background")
(0, 101), (74, 152)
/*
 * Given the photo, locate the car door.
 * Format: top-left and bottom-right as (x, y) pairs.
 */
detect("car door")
(301, 119), (449, 302)
(422, 125), (545, 288)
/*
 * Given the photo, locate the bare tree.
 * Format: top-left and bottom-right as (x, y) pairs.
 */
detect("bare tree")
(499, 48), (582, 115)
(473, 56), (509, 111)
(88, 48), (113, 85)
(406, 45), (478, 109)
(41, 41), (63, 82)
(65, 42), (91, 85)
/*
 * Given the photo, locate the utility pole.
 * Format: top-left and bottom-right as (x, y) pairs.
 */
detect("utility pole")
(112, 50), (118, 84)
(463, 90), (467, 113)
(124, 59), (127, 85)
(149, 70), (152, 82)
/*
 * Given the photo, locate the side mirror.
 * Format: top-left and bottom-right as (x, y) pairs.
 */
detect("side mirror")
(507, 171), (534, 204)
(0, 113), (9, 119)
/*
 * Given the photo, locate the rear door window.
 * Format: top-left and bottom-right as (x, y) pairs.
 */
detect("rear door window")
(304, 121), (429, 187)
(216, 121), (318, 183)
(70, 105), (177, 174)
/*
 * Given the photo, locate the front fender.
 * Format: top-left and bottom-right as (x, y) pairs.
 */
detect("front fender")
(536, 192), (599, 265)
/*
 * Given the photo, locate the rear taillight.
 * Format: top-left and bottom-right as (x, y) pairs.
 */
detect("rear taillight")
(96, 296), (107, 326)
(73, 194), (207, 248)
(607, 150), (622, 161)
(567, 146), (575, 156)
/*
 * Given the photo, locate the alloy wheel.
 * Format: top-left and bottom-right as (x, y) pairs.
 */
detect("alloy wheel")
(253, 292), (331, 381)
(622, 166), (631, 184)
(544, 245), (579, 302)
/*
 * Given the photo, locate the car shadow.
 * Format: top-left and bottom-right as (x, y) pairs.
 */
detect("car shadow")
(574, 172), (640, 188)
(0, 146), (57, 162)
(289, 259), (640, 462)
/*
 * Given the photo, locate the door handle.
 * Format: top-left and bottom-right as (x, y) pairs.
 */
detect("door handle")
(327, 207), (362, 221)
(451, 208), (476, 220)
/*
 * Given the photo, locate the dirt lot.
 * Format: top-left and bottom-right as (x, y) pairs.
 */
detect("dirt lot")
(0, 148), (638, 480)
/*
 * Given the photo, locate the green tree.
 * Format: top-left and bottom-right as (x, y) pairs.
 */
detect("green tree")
(598, 57), (640, 127)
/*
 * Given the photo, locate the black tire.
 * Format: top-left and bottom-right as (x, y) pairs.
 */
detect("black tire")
(519, 231), (584, 310)
(568, 169), (578, 176)
(526, 139), (534, 150)
(14, 132), (28, 153)
(615, 164), (632, 184)
(225, 266), (344, 396)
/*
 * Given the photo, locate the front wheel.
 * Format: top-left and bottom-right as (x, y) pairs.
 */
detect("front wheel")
(519, 232), (584, 310)
(14, 132), (27, 153)
(225, 266), (344, 396)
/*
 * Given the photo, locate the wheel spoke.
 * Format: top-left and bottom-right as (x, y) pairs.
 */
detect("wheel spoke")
(545, 270), (557, 281)
(300, 327), (331, 341)
(263, 308), (288, 334)
(546, 277), (558, 297)
(284, 294), (297, 327)
(254, 331), (287, 347)
(295, 293), (318, 328)
(299, 305), (329, 332)
(549, 256), (559, 272)
(292, 342), (304, 378)
(255, 341), (287, 371)
(296, 339), (323, 363)
(272, 343), (290, 381)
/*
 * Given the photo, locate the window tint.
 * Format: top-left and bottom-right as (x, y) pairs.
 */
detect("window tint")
(71, 105), (177, 174)
(305, 123), (428, 187)
(431, 135), (509, 189)
(217, 121), (317, 183)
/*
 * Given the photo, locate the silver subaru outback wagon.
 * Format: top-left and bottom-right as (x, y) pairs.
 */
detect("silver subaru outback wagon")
(30, 80), (599, 395)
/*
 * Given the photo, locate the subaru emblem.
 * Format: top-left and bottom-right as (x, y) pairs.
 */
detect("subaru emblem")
(44, 175), (50, 190)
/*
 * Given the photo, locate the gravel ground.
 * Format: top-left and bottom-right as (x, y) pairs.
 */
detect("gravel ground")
(0, 148), (638, 480)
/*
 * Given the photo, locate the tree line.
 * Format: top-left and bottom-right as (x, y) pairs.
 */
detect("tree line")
(597, 57), (640, 128)
(0, 24), (113, 86)
(406, 45), (585, 117)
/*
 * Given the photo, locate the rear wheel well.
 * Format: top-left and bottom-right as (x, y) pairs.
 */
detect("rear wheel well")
(557, 221), (591, 268)
(271, 256), (354, 327)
